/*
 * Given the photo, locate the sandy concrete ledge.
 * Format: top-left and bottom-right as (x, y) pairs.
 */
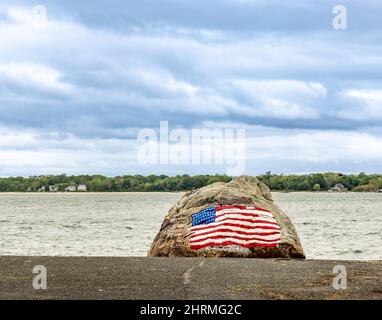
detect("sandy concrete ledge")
(0, 256), (381, 300)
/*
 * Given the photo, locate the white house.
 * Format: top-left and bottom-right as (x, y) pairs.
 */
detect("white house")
(331, 183), (347, 192)
(64, 186), (77, 192)
(49, 185), (58, 192)
(77, 185), (87, 192)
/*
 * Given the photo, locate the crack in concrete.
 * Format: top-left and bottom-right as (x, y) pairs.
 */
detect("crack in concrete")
(183, 259), (205, 285)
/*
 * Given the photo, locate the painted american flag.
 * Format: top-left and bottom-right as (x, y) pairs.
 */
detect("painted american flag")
(190, 205), (281, 250)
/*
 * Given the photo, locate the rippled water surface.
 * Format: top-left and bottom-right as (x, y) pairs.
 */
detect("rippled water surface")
(0, 192), (381, 259)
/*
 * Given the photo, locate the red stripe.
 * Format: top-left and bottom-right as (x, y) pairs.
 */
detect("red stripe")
(192, 227), (281, 238)
(191, 222), (280, 232)
(215, 205), (271, 213)
(252, 207), (272, 213)
(190, 241), (279, 250)
(191, 234), (281, 243)
(216, 216), (279, 226)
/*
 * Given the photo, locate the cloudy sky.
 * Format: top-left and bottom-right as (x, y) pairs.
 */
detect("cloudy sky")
(0, 0), (382, 176)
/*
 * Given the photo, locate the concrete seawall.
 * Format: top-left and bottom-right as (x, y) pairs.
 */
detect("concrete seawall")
(0, 256), (381, 299)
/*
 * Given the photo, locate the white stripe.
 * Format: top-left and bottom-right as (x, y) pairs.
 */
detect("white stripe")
(191, 219), (280, 231)
(191, 231), (281, 242)
(215, 213), (277, 223)
(191, 225), (281, 235)
(216, 208), (274, 218)
(191, 237), (281, 246)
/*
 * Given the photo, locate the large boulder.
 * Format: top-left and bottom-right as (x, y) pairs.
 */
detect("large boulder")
(148, 176), (305, 258)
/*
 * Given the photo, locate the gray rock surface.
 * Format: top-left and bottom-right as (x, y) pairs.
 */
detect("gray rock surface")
(1, 256), (381, 299)
(148, 176), (305, 258)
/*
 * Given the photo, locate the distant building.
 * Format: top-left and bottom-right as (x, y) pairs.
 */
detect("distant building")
(26, 187), (33, 192)
(49, 185), (58, 192)
(77, 185), (87, 192)
(331, 183), (347, 192)
(64, 186), (77, 192)
(37, 186), (46, 192)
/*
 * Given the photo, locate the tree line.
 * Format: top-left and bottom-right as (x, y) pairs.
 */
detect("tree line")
(0, 172), (381, 192)
(258, 172), (382, 192)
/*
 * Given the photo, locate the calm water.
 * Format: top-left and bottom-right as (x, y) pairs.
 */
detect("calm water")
(0, 192), (381, 260)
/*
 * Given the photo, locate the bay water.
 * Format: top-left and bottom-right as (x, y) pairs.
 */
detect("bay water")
(0, 192), (381, 259)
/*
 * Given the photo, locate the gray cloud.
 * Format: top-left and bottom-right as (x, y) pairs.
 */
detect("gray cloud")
(0, 1), (381, 175)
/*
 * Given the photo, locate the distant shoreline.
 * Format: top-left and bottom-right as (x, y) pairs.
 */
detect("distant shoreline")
(0, 190), (380, 194)
(0, 191), (184, 195)
(1, 173), (381, 193)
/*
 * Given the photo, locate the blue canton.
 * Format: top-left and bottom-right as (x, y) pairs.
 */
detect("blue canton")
(191, 207), (216, 226)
